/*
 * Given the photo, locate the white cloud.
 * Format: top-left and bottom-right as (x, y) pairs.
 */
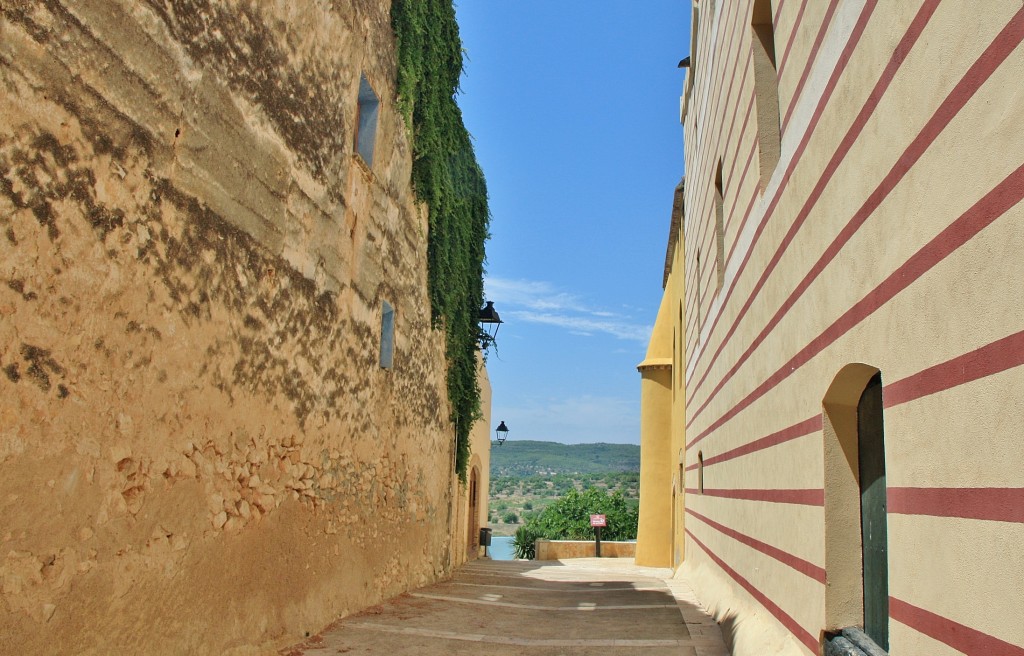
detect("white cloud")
(508, 310), (651, 343)
(484, 277), (581, 312)
(485, 276), (652, 343)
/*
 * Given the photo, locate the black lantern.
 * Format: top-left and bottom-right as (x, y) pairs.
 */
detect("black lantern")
(478, 301), (502, 349)
(495, 421), (509, 446)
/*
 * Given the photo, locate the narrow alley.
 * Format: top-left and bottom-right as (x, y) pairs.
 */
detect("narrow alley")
(286, 559), (729, 656)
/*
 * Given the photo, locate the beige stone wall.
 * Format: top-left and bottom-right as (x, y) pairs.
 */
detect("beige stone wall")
(535, 540), (636, 561)
(644, 1), (1024, 654)
(0, 1), (464, 653)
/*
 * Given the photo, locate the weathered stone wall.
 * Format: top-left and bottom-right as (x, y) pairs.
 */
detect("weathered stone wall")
(0, 1), (458, 653)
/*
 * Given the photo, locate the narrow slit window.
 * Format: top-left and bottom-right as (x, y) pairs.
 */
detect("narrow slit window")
(714, 160), (725, 290)
(673, 327), (677, 399)
(379, 300), (395, 369)
(698, 451), (704, 493)
(696, 249), (703, 332)
(678, 302), (684, 387)
(751, 0), (781, 189)
(355, 75), (380, 167)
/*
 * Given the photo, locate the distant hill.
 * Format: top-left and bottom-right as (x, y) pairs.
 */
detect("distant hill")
(489, 440), (640, 477)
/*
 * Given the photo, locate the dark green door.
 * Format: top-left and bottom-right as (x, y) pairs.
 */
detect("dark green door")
(858, 373), (889, 650)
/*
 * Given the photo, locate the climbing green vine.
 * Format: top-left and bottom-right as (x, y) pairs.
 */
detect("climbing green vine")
(391, 0), (490, 481)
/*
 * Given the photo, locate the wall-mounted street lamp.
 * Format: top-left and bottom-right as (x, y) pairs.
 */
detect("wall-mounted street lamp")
(478, 301), (502, 350)
(495, 421), (509, 446)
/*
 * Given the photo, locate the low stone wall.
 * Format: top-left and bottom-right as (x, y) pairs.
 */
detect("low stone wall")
(535, 540), (636, 560)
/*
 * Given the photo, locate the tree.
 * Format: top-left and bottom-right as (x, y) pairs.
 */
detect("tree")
(502, 511), (519, 524)
(520, 487), (639, 546)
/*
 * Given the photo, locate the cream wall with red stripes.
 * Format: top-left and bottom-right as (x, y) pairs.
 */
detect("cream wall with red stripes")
(642, 0), (1024, 654)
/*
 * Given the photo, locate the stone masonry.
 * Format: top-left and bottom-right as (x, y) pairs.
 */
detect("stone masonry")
(0, 1), (459, 653)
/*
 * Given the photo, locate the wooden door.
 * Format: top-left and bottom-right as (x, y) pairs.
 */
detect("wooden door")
(858, 373), (888, 650)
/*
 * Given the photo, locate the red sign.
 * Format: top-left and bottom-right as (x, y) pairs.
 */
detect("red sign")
(590, 514), (607, 527)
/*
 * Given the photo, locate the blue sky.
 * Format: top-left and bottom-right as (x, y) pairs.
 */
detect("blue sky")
(455, 2), (692, 445)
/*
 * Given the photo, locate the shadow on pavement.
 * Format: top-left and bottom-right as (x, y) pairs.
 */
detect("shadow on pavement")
(283, 558), (730, 656)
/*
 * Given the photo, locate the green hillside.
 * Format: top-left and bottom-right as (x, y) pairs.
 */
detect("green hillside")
(489, 440), (640, 477)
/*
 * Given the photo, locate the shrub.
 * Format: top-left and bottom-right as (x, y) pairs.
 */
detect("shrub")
(502, 511), (519, 524)
(512, 524), (541, 559)
(516, 487), (639, 558)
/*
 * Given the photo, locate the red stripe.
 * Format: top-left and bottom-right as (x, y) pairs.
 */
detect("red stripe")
(775, 0), (808, 79)
(721, 67), (755, 195)
(888, 487), (1024, 524)
(885, 330), (1024, 408)
(685, 328), (1024, 469)
(688, 158), (1024, 448)
(687, 508), (826, 582)
(691, 11), (750, 235)
(890, 597), (1024, 656)
(685, 0), (880, 393)
(780, 0), (840, 135)
(724, 139), (757, 234)
(689, 415), (821, 471)
(724, 173), (759, 263)
(686, 529), (819, 653)
(689, 141), (755, 335)
(695, 0), (742, 173)
(693, 0), (731, 157)
(688, 0), (932, 411)
(686, 487), (823, 506)
(773, 0), (786, 29)
(688, 4), (1023, 438)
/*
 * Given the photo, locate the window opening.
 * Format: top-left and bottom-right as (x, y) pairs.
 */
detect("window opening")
(698, 450), (704, 493)
(714, 160), (725, 289)
(468, 467), (480, 550)
(751, 0), (781, 189)
(379, 300), (395, 369)
(673, 327), (677, 400)
(355, 75), (380, 166)
(696, 250), (703, 332)
(858, 373), (889, 650)
(678, 302), (684, 387)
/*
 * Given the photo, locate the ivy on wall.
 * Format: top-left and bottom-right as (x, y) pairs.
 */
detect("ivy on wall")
(391, 0), (490, 480)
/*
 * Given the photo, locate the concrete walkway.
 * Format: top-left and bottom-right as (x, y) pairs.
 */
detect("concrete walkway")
(284, 558), (729, 656)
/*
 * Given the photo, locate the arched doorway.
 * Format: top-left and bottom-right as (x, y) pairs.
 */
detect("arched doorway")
(857, 373), (888, 649)
(467, 466), (480, 558)
(822, 364), (889, 651)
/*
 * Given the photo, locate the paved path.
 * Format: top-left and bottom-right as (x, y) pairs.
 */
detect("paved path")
(285, 558), (729, 656)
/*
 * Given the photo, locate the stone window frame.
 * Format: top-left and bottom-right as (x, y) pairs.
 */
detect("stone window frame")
(379, 300), (395, 369)
(355, 74), (380, 167)
(751, 0), (781, 190)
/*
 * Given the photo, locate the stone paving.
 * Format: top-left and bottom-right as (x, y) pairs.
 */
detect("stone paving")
(285, 558), (729, 655)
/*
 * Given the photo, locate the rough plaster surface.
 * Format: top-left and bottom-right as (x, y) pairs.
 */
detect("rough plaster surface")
(648, 0), (1024, 653)
(680, 560), (805, 656)
(0, 1), (460, 653)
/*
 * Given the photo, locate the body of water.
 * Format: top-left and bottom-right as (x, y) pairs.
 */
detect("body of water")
(488, 535), (515, 560)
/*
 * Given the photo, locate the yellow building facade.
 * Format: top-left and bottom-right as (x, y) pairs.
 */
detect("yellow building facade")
(640, 1), (1024, 655)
